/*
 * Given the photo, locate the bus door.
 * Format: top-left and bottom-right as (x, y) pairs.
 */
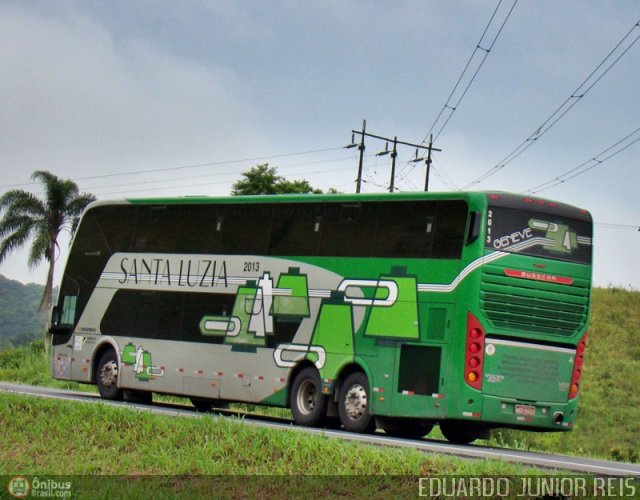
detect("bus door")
(49, 295), (79, 381)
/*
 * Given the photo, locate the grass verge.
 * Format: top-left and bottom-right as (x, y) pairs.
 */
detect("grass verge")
(0, 392), (542, 497)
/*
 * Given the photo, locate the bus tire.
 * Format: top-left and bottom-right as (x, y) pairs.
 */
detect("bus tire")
(338, 371), (376, 433)
(124, 389), (152, 404)
(379, 417), (433, 439)
(290, 367), (327, 427)
(96, 350), (123, 401)
(190, 398), (229, 412)
(439, 420), (477, 445)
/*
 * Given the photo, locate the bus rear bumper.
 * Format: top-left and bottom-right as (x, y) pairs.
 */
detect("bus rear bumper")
(473, 394), (579, 432)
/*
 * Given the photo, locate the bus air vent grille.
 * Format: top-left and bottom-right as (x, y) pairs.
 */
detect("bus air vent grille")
(480, 265), (590, 337)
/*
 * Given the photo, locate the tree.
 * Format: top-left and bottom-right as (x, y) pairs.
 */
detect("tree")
(0, 171), (95, 310)
(231, 164), (325, 195)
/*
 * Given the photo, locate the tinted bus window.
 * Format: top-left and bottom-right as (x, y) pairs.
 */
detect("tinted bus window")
(319, 203), (377, 257)
(58, 210), (112, 324)
(133, 206), (179, 252)
(486, 207), (592, 264)
(101, 289), (233, 344)
(92, 205), (136, 253)
(220, 204), (273, 255)
(374, 200), (467, 259)
(431, 201), (468, 259)
(175, 205), (223, 254)
(268, 203), (320, 256)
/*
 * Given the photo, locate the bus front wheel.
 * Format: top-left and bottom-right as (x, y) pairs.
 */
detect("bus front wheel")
(290, 367), (327, 427)
(96, 350), (123, 401)
(338, 372), (376, 433)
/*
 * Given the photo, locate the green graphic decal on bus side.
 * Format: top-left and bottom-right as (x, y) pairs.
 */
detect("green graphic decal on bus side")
(364, 268), (420, 339)
(309, 292), (354, 379)
(199, 267), (312, 345)
(529, 219), (578, 255)
(273, 268), (310, 318)
(199, 315), (241, 337)
(122, 343), (165, 381)
(225, 284), (263, 345)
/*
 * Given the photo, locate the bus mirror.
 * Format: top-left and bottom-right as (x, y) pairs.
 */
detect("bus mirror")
(50, 306), (61, 332)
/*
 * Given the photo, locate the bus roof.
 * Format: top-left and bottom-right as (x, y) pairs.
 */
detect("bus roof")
(82, 191), (590, 220)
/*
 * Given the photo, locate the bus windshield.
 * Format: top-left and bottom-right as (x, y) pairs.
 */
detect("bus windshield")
(486, 206), (592, 264)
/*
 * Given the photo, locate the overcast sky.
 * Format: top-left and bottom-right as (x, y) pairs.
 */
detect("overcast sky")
(1, 0), (638, 289)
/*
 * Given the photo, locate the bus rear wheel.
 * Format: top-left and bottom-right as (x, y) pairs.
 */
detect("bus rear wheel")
(290, 367), (327, 427)
(379, 417), (434, 439)
(96, 350), (123, 401)
(439, 420), (479, 445)
(338, 372), (376, 433)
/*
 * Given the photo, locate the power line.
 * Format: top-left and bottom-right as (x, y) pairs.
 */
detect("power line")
(596, 222), (639, 231)
(464, 18), (640, 189)
(394, 0), (517, 190)
(0, 146), (345, 190)
(422, 0), (518, 145)
(526, 126), (640, 193)
(54, 165), (358, 197)
(83, 155), (354, 193)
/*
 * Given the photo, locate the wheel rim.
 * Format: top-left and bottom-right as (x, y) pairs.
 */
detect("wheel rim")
(296, 379), (317, 415)
(100, 360), (118, 388)
(344, 383), (368, 421)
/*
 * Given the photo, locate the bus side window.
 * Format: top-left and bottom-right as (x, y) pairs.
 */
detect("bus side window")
(268, 204), (319, 256)
(319, 203), (377, 257)
(175, 206), (222, 254)
(60, 296), (77, 327)
(50, 295), (77, 333)
(133, 206), (179, 252)
(431, 201), (467, 258)
(374, 201), (436, 258)
(221, 204), (273, 255)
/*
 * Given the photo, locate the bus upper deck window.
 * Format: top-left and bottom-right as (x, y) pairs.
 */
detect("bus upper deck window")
(425, 216), (434, 234)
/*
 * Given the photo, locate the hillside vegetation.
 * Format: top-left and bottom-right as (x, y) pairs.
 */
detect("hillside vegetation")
(494, 287), (640, 462)
(0, 274), (47, 348)
(0, 287), (638, 466)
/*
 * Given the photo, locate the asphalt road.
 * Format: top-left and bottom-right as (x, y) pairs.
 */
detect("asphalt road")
(1, 381), (639, 477)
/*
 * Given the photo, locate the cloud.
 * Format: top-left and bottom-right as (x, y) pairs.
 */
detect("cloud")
(0, 2), (267, 186)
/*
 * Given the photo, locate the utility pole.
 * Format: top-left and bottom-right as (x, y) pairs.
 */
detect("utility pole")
(348, 122), (441, 192)
(424, 134), (434, 192)
(356, 120), (366, 193)
(389, 137), (398, 193)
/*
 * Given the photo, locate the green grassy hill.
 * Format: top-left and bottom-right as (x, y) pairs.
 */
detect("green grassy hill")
(0, 274), (47, 348)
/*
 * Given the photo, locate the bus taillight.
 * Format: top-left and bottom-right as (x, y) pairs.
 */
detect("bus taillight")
(465, 313), (485, 390)
(569, 332), (588, 399)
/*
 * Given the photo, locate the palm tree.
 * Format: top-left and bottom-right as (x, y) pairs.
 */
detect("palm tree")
(0, 171), (95, 310)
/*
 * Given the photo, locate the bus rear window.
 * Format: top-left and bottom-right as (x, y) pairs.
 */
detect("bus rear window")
(486, 207), (592, 264)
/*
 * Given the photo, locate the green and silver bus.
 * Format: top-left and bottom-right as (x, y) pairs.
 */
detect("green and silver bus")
(49, 191), (592, 443)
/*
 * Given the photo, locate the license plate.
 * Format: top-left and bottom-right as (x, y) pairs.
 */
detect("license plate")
(515, 404), (536, 417)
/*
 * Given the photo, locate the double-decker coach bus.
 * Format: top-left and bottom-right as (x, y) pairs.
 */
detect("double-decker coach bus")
(49, 191), (592, 443)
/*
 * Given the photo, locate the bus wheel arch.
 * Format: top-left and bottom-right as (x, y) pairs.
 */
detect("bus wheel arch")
(288, 362), (327, 427)
(93, 343), (123, 401)
(90, 340), (120, 384)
